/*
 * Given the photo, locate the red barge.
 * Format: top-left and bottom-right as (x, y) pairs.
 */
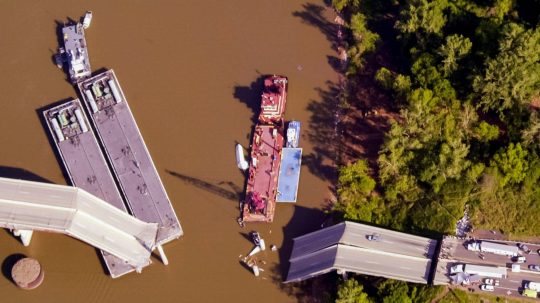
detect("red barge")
(242, 75), (288, 222)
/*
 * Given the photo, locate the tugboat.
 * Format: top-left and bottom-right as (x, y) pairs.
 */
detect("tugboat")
(56, 12), (92, 84)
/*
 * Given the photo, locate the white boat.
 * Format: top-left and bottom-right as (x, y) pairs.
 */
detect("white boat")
(236, 144), (249, 171)
(286, 121), (301, 148)
(82, 11), (93, 29)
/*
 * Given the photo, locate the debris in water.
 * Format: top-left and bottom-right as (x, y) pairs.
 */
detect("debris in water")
(297, 65), (303, 71)
(237, 217), (245, 228)
(248, 245), (261, 257)
(271, 245), (277, 251)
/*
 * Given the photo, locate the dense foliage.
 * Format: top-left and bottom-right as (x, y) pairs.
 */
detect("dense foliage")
(334, 277), (445, 303)
(330, 0), (540, 300)
(332, 0), (540, 238)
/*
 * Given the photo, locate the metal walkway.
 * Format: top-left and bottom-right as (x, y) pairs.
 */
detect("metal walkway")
(0, 177), (158, 271)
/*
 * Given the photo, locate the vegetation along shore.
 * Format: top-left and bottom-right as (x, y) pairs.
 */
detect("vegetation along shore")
(319, 0), (540, 301)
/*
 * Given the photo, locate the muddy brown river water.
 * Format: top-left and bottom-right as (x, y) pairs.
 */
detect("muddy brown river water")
(0, 1), (338, 302)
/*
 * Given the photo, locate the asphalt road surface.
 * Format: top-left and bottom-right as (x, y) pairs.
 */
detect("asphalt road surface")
(436, 237), (540, 298)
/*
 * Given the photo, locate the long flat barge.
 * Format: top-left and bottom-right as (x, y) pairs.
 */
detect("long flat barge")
(77, 69), (183, 244)
(43, 99), (140, 278)
(242, 75), (288, 222)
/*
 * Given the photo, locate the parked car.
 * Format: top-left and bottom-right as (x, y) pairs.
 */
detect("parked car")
(537, 249), (540, 256)
(529, 264), (540, 271)
(484, 278), (500, 286)
(513, 256), (527, 263)
(480, 284), (495, 292)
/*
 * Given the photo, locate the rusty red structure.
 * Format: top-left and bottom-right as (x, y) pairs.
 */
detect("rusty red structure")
(241, 75), (288, 222)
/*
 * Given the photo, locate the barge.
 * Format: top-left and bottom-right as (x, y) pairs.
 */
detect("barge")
(43, 99), (142, 278)
(277, 121), (302, 203)
(242, 75), (288, 222)
(77, 69), (183, 245)
(56, 13), (92, 84)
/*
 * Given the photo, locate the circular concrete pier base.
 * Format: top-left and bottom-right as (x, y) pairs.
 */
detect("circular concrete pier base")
(11, 258), (44, 290)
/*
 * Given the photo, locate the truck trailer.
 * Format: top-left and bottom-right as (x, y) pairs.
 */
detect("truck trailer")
(467, 241), (519, 257)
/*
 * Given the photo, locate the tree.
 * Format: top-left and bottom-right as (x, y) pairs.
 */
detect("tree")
(338, 160), (376, 197)
(377, 280), (412, 303)
(395, 0), (448, 37)
(522, 111), (540, 146)
(490, 143), (529, 186)
(473, 23), (540, 115)
(336, 279), (371, 303)
(437, 34), (472, 76)
(473, 121), (499, 142)
(347, 12), (380, 74)
(334, 160), (379, 222)
(375, 67), (412, 98)
(332, 0), (360, 11)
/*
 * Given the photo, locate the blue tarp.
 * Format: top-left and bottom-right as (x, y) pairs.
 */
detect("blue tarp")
(277, 148), (302, 202)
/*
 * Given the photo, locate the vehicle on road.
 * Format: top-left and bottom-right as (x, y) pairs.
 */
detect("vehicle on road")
(466, 240), (519, 256)
(529, 265), (540, 271)
(450, 264), (507, 278)
(525, 281), (540, 291)
(537, 249), (540, 256)
(483, 278), (500, 286)
(480, 284), (494, 292)
(450, 264), (464, 274)
(366, 234), (381, 241)
(513, 256), (527, 263)
(518, 243), (532, 254)
(523, 289), (538, 297)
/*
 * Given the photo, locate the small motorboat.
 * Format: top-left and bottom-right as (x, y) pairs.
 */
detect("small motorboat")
(236, 144), (249, 171)
(82, 11), (93, 29)
(286, 121), (301, 148)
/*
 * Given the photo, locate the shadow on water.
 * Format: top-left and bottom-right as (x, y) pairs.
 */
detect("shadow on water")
(293, 3), (345, 74)
(269, 205), (335, 302)
(2, 253), (26, 285)
(292, 2), (339, 49)
(166, 170), (243, 202)
(233, 74), (266, 124)
(294, 2), (401, 173)
(0, 166), (53, 183)
(303, 81), (342, 184)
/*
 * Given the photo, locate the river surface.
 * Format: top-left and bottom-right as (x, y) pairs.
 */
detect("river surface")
(0, 1), (338, 302)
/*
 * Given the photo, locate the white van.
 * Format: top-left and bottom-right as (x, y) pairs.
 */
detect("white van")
(526, 281), (540, 291)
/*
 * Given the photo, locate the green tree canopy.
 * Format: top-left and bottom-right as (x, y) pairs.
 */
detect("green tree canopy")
(473, 23), (540, 115)
(437, 34), (472, 76)
(395, 0), (448, 37)
(336, 279), (371, 303)
(490, 142), (529, 186)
